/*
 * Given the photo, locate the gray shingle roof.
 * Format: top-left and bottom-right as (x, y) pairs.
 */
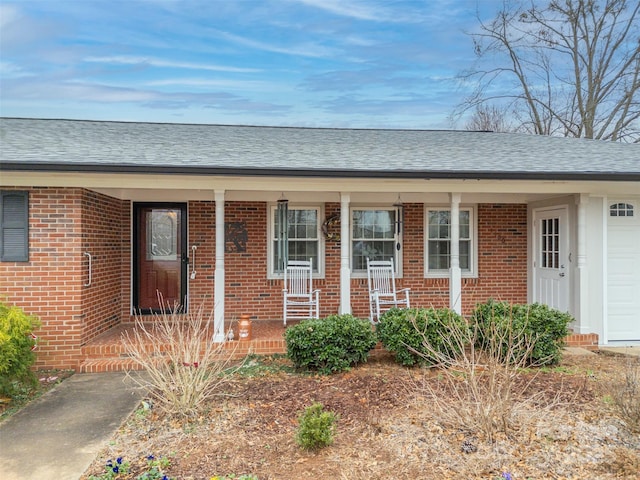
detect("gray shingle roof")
(1, 117), (638, 180)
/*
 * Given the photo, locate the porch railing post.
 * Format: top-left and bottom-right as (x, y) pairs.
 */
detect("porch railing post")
(449, 193), (462, 314)
(213, 189), (226, 342)
(339, 192), (352, 314)
(575, 193), (589, 333)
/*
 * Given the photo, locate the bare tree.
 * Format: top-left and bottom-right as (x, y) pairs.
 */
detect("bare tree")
(465, 103), (514, 132)
(457, 0), (640, 142)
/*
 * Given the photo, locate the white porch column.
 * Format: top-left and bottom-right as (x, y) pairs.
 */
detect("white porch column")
(575, 194), (589, 332)
(449, 193), (462, 314)
(339, 193), (352, 314)
(213, 189), (226, 342)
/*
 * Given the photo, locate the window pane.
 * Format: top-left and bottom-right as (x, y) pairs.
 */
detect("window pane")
(352, 209), (397, 272)
(428, 240), (449, 269)
(147, 209), (179, 260)
(460, 240), (470, 269)
(460, 211), (470, 238)
(427, 209), (472, 273)
(273, 207), (319, 273)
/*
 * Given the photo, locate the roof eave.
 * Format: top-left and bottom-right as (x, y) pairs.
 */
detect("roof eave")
(1, 162), (639, 182)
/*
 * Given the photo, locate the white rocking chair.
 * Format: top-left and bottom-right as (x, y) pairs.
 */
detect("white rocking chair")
(367, 258), (410, 323)
(283, 259), (320, 326)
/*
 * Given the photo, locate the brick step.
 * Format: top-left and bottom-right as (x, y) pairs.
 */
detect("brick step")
(80, 337), (288, 373)
(565, 333), (599, 350)
(79, 330), (596, 373)
(79, 358), (144, 373)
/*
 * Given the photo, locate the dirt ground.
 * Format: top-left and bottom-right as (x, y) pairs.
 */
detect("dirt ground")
(82, 350), (640, 480)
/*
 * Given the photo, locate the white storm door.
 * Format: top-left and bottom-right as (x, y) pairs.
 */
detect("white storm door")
(533, 207), (569, 312)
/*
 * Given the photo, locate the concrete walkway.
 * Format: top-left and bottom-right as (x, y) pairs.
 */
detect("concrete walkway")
(0, 372), (143, 480)
(599, 345), (640, 357)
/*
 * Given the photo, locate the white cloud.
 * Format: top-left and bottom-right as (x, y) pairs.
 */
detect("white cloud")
(0, 61), (32, 79)
(146, 78), (276, 91)
(290, 0), (419, 22)
(215, 30), (337, 59)
(0, 4), (21, 29)
(83, 55), (261, 73)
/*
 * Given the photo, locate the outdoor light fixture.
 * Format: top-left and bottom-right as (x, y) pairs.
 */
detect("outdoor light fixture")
(393, 195), (404, 251)
(393, 195), (404, 235)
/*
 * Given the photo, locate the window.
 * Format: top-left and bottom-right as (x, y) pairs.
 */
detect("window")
(540, 217), (560, 268)
(269, 205), (321, 276)
(351, 208), (400, 274)
(610, 202), (634, 217)
(1, 191), (29, 262)
(147, 209), (179, 260)
(425, 207), (476, 277)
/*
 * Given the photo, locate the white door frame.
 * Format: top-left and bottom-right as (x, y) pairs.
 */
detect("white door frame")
(532, 206), (571, 312)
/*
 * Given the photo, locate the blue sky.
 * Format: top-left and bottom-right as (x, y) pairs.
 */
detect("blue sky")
(0, 0), (501, 129)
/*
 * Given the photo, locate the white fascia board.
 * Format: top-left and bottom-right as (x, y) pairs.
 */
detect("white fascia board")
(2, 171), (638, 199)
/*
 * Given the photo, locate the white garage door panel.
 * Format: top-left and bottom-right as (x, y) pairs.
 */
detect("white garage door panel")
(607, 200), (640, 342)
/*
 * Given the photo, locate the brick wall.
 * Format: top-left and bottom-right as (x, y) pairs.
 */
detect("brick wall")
(202, 201), (528, 320)
(464, 203), (528, 310)
(348, 203), (528, 318)
(187, 201), (216, 314)
(1, 188), (84, 369)
(218, 202), (341, 320)
(80, 190), (127, 343)
(0, 188), (128, 369)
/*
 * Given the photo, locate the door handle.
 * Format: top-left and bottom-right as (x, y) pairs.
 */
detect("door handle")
(559, 272), (565, 277)
(84, 252), (92, 286)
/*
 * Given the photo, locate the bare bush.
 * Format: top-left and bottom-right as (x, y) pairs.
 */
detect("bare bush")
(122, 301), (238, 417)
(607, 355), (640, 433)
(411, 312), (565, 443)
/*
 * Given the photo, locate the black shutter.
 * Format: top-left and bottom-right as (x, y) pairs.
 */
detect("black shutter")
(1, 191), (29, 262)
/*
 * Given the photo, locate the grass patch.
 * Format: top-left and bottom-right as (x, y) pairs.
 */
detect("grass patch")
(231, 354), (296, 377)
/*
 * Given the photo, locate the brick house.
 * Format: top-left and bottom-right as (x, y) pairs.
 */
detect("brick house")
(1, 118), (639, 371)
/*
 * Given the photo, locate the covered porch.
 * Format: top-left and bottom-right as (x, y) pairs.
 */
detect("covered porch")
(4, 119), (636, 372)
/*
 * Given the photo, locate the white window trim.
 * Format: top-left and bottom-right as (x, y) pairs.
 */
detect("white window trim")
(266, 203), (325, 279)
(424, 205), (478, 278)
(350, 206), (403, 278)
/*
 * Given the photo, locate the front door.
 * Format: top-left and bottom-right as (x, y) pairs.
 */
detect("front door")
(134, 203), (187, 312)
(533, 207), (570, 312)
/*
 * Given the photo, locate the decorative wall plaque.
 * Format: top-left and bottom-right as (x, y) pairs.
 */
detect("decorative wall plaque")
(225, 221), (248, 253)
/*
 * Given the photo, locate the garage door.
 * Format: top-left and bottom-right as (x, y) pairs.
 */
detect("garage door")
(607, 199), (640, 341)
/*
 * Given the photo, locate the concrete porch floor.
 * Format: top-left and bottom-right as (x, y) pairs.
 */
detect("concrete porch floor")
(80, 319), (299, 373)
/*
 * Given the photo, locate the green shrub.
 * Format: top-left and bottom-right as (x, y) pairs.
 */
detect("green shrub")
(472, 299), (571, 366)
(284, 314), (377, 374)
(376, 307), (466, 366)
(0, 302), (40, 397)
(296, 402), (338, 450)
